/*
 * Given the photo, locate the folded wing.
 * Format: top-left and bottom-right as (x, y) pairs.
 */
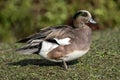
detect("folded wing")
(16, 25), (74, 54)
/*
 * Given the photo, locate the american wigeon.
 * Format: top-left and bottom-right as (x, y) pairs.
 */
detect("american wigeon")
(16, 10), (96, 70)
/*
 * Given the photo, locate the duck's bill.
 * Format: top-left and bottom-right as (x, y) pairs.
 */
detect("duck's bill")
(89, 18), (96, 24)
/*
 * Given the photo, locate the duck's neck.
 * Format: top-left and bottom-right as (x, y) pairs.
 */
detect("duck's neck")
(74, 22), (85, 28)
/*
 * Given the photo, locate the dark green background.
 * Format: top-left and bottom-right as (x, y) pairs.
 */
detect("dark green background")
(0, 0), (120, 42)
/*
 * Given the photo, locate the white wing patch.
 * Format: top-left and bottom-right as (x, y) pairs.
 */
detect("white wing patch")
(54, 37), (71, 45)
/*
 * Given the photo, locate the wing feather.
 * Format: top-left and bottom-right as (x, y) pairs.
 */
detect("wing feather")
(16, 25), (74, 54)
(17, 25), (73, 43)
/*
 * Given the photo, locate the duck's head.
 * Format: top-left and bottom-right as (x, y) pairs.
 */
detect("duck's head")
(73, 10), (96, 27)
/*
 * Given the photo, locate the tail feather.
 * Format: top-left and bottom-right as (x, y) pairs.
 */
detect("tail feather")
(16, 48), (38, 55)
(16, 43), (40, 55)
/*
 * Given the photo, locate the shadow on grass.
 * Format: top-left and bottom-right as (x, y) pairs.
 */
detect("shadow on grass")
(8, 59), (79, 67)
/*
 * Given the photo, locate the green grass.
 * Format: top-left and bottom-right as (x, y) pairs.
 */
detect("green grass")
(0, 29), (120, 80)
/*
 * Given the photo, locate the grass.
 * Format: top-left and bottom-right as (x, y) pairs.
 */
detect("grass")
(0, 29), (120, 80)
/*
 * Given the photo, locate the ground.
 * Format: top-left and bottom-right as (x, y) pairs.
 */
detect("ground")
(0, 29), (120, 80)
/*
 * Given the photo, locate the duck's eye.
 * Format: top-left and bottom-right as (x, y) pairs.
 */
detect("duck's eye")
(80, 12), (88, 17)
(73, 12), (88, 19)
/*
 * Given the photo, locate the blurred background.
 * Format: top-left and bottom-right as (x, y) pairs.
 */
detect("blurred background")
(0, 0), (120, 42)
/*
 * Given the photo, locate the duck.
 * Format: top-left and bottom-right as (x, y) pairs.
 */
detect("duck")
(16, 10), (96, 70)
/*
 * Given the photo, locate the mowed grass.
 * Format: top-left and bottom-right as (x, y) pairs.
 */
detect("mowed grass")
(0, 29), (120, 80)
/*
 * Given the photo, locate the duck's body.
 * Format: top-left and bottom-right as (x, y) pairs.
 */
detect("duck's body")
(16, 10), (96, 69)
(39, 25), (91, 62)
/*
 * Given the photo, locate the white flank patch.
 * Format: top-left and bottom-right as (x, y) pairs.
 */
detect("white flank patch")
(54, 37), (71, 45)
(39, 41), (58, 59)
